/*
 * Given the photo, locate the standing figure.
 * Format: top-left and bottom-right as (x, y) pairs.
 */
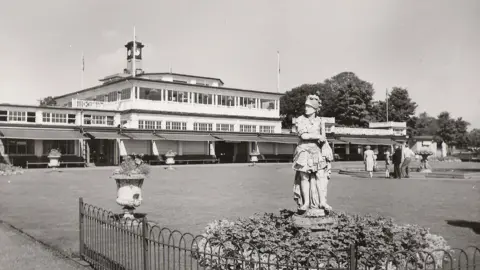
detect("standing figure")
(392, 145), (403, 179)
(384, 149), (392, 178)
(292, 95), (334, 214)
(364, 145), (375, 178)
(401, 145), (415, 178)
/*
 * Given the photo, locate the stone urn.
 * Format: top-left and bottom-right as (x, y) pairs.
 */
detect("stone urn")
(249, 150), (261, 166)
(112, 155), (150, 219)
(112, 174), (145, 219)
(164, 150), (176, 170)
(47, 149), (62, 169)
(416, 150), (434, 173)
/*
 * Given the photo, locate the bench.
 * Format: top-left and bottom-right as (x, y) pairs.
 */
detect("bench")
(26, 155), (86, 168)
(258, 154), (292, 163)
(139, 155), (164, 165)
(174, 155), (220, 164)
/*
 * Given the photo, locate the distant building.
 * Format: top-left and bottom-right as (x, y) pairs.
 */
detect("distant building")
(0, 40), (408, 167)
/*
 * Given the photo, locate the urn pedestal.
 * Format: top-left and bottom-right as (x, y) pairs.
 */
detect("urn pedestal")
(292, 209), (336, 237)
(112, 174), (145, 219)
(165, 153), (176, 170)
(418, 154), (433, 173)
(48, 155), (61, 169)
(249, 153), (260, 166)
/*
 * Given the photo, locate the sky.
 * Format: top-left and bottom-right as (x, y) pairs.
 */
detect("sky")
(1, 0), (479, 128)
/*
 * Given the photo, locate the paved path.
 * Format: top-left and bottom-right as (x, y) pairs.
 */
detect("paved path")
(0, 222), (89, 270)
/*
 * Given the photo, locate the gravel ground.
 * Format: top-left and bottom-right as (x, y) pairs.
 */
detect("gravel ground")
(0, 222), (89, 270)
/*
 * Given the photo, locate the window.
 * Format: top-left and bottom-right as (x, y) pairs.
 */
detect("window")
(216, 123), (234, 132)
(260, 99), (275, 110)
(138, 120), (161, 130)
(83, 114), (114, 126)
(42, 112), (70, 123)
(120, 88), (131, 100)
(193, 93), (213, 105)
(68, 114), (76, 124)
(165, 121), (186, 131)
(238, 97), (257, 108)
(107, 91), (118, 102)
(4, 139), (35, 155)
(194, 123), (213, 131)
(43, 140), (75, 155)
(240, 125), (257, 133)
(173, 80), (187, 84)
(0, 110), (7, 121)
(217, 95), (235, 107)
(8, 111), (26, 122)
(167, 90), (189, 103)
(139, 88), (162, 101)
(259, 126), (275, 133)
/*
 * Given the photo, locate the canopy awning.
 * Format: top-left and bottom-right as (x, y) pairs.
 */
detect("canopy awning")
(124, 132), (162, 140)
(367, 138), (397, 145)
(259, 135), (299, 144)
(328, 139), (348, 145)
(213, 134), (269, 142)
(339, 137), (372, 145)
(157, 133), (220, 142)
(86, 131), (129, 140)
(0, 128), (87, 140)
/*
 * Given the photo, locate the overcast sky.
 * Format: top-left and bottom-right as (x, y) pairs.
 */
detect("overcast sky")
(1, 0), (479, 128)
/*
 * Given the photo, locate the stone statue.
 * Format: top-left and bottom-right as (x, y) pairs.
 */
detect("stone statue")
(292, 95), (333, 216)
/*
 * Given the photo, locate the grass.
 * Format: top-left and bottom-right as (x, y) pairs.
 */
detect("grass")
(0, 162), (479, 258)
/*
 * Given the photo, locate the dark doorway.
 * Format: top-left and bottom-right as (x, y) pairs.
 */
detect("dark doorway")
(215, 141), (235, 163)
(235, 142), (250, 163)
(88, 139), (116, 166)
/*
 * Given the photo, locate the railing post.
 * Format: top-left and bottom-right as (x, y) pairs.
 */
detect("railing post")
(349, 243), (357, 270)
(79, 197), (84, 259)
(143, 216), (149, 270)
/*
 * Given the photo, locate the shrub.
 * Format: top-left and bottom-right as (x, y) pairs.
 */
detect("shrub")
(0, 163), (24, 176)
(193, 210), (450, 270)
(114, 155), (150, 176)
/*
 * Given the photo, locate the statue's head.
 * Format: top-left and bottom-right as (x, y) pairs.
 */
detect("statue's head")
(305, 95), (321, 115)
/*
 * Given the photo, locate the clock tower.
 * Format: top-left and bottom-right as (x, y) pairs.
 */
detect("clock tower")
(125, 41), (144, 75)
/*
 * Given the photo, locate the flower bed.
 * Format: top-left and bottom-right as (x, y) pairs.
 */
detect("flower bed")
(0, 163), (24, 176)
(193, 210), (450, 269)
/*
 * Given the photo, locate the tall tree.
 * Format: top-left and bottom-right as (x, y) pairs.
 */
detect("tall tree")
(326, 72), (374, 127)
(468, 129), (480, 147)
(453, 117), (470, 147)
(279, 82), (336, 128)
(414, 112), (439, 137)
(387, 87), (417, 122)
(436, 111), (457, 145)
(38, 96), (57, 107)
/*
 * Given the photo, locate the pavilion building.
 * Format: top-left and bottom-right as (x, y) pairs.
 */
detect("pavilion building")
(0, 40), (407, 167)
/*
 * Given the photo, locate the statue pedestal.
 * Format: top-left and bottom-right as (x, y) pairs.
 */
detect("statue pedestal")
(292, 211), (336, 237)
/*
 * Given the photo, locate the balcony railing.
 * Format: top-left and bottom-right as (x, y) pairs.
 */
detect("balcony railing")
(335, 127), (393, 136)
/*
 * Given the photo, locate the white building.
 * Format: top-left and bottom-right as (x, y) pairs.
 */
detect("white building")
(0, 40), (408, 168)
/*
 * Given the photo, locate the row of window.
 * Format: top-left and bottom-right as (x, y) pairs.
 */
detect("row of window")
(85, 87), (278, 110)
(0, 110), (115, 126)
(137, 119), (274, 133)
(1, 139), (75, 155)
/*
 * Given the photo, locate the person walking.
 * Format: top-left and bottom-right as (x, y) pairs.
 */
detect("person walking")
(392, 145), (403, 179)
(401, 145), (415, 178)
(364, 145), (375, 178)
(384, 149), (392, 178)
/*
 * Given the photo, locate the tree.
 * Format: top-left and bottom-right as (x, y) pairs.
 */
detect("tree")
(280, 84), (317, 129)
(326, 72), (375, 127)
(279, 82), (336, 129)
(413, 112), (439, 137)
(38, 96), (57, 107)
(453, 117), (470, 147)
(387, 87), (417, 122)
(436, 111), (457, 145)
(468, 129), (480, 147)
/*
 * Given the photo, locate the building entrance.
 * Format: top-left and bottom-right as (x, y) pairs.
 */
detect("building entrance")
(214, 141), (235, 163)
(88, 139), (116, 166)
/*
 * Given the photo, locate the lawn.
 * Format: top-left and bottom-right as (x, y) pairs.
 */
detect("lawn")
(0, 162), (479, 257)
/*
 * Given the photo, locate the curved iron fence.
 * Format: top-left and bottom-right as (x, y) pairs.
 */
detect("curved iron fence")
(79, 198), (480, 270)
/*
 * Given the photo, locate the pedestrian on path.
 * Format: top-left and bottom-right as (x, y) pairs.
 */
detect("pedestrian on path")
(401, 145), (415, 178)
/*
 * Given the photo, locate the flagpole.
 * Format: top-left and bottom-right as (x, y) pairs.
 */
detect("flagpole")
(386, 88), (389, 122)
(81, 51), (84, 90)
(277, 51), (280, 93)
(132, 26), (136, 77)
